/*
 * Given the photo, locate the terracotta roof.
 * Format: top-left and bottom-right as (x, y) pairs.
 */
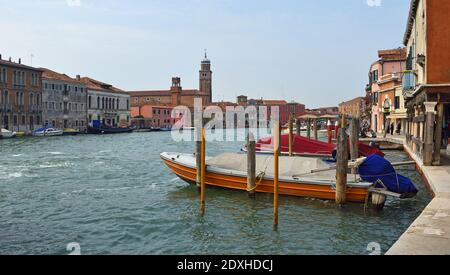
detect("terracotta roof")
(0, 58), (43, 72)
(129, 90), (172, 97)
(404, 0), (420, 45)
(40, 68), (83, 85)
(262, 100), (288, 105)
(128, 89), (200, 97)
(378, 48), (407, 61)
(79, 77), (128, 95)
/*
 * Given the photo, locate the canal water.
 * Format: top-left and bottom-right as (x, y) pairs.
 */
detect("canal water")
(0, 130), (432, 255)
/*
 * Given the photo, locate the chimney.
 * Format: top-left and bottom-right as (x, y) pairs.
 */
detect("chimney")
(9, 57), (12, 62)
(0, 54), (2, 60)
(19, 58), (21, 64)
(76, 75), (81, 81)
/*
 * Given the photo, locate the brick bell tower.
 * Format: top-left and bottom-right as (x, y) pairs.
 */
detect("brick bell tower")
(199, 50), (213, 104)
(171, 77), (182, 106)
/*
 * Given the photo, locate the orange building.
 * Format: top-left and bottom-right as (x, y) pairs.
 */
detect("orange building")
(0, 56), (43, 132)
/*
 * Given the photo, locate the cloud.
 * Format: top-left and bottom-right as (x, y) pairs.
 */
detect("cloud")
(66, 0), (81, 7)
(367, 0), (382, 7)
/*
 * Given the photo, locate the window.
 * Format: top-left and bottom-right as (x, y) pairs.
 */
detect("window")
(21, 116), (25, 125)
(372, 70), (379, 83)
(97, 97), (100, 109)
(394, 96), (400, 110)
(13, 115), (17, 126)
(0, 67), (6, 83)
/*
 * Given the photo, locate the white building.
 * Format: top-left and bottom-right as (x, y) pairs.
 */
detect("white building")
(80, 77), (130, 127)
(41, 69), (88, 132)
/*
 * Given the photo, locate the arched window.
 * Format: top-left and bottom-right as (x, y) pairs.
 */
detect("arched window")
(36, 94), (40, 106)
(97, 96), (100, 109)
(117, 99), (120, 110)
(112, 99), (115, 109)
(29, 93), (34, 106)
(88, 96), (92, 109)
(102, 97), (105, 109)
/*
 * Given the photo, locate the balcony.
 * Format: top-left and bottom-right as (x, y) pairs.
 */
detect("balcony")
(29, 105), (42, 113)
(2, 104), (12, 112)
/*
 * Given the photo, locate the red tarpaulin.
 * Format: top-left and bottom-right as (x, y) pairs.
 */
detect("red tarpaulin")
(255, 134), (384, 158)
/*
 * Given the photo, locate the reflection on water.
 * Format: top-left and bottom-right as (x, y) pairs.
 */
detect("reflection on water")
(0, 130), (431, 255)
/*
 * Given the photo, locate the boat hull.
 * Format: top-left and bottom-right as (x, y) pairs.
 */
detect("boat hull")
(161, 154), (370, 203)
(87, 126), (133, 134)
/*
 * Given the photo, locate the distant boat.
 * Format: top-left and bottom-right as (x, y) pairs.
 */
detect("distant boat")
(160, 127), (172, 132)
(134, 128), (152, 133)
(63, 128), (80, 136)
(33, 127), (64, 137)
(0, 128), (17, 139)
(87, 120), (133, 135)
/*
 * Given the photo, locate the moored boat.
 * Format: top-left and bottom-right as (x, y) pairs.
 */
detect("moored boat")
(0, 128), (17, 139)
(161, 152), (374, 202)
(63, 128), (80, 136)
(253, 134), (384, 158)
(87, 120), (134, 135)
(33, 127), (64, 137)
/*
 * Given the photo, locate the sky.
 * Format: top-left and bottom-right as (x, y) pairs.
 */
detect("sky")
(0, 0), (411, 108)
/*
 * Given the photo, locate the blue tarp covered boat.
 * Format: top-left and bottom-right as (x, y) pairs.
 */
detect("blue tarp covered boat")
(358, 154), (418, 198)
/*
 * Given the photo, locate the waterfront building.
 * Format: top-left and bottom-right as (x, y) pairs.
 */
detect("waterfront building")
(306, 107), (339, 116)
(339, 97), (368, 119)
(81, 77), (131, 127)
(402, 0), (450, 166)
(131, 105), (174, 129)
(129, 54), (213, 110)
(377, 73), (408, 135)
(366, 48), (406, 133)
(0, 55), (43, 132)
(41, 69), (87, 131)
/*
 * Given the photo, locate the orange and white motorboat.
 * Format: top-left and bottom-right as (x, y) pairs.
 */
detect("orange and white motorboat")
(160, 152), (374, 203)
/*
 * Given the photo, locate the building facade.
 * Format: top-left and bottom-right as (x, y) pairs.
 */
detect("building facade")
(403, 0), (450, 166)
(129, 55), (213, 110)
(0, 56), (43, 132)
(41, 69), (87, 131)
(81, 77), (131, 127)
(128, 55), (213, 128)
(367, 48), (406, 133)
(131, 105), (174, 129)
(339, 97), (367, 119)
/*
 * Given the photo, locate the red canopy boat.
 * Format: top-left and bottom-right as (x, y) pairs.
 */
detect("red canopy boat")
(255, 134), (384, 158)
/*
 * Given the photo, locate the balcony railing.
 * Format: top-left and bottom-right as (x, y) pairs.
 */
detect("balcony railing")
(403, 71), (416, 91)
(0, 104), (12, 112)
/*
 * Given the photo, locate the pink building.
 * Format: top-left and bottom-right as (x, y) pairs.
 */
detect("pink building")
(131, 105), (175, 129)
(367, 48), (406, 133)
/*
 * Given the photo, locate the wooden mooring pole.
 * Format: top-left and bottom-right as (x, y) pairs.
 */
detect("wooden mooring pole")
(288, 114), (294, 157)
(336, 119), (348, 205)
(200, 128), (206, 216)
(296, 119), (301, 136)
(314, 119), (318, 140)
(334, 121), (339, 140)
(349, 118), (360, 174)
(307, 119), (311, 139)
(327, 120), (332, 144)
(196, 126), (202, 188)
(247, 132), (256, 198)
(274, 121), (280, 227)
